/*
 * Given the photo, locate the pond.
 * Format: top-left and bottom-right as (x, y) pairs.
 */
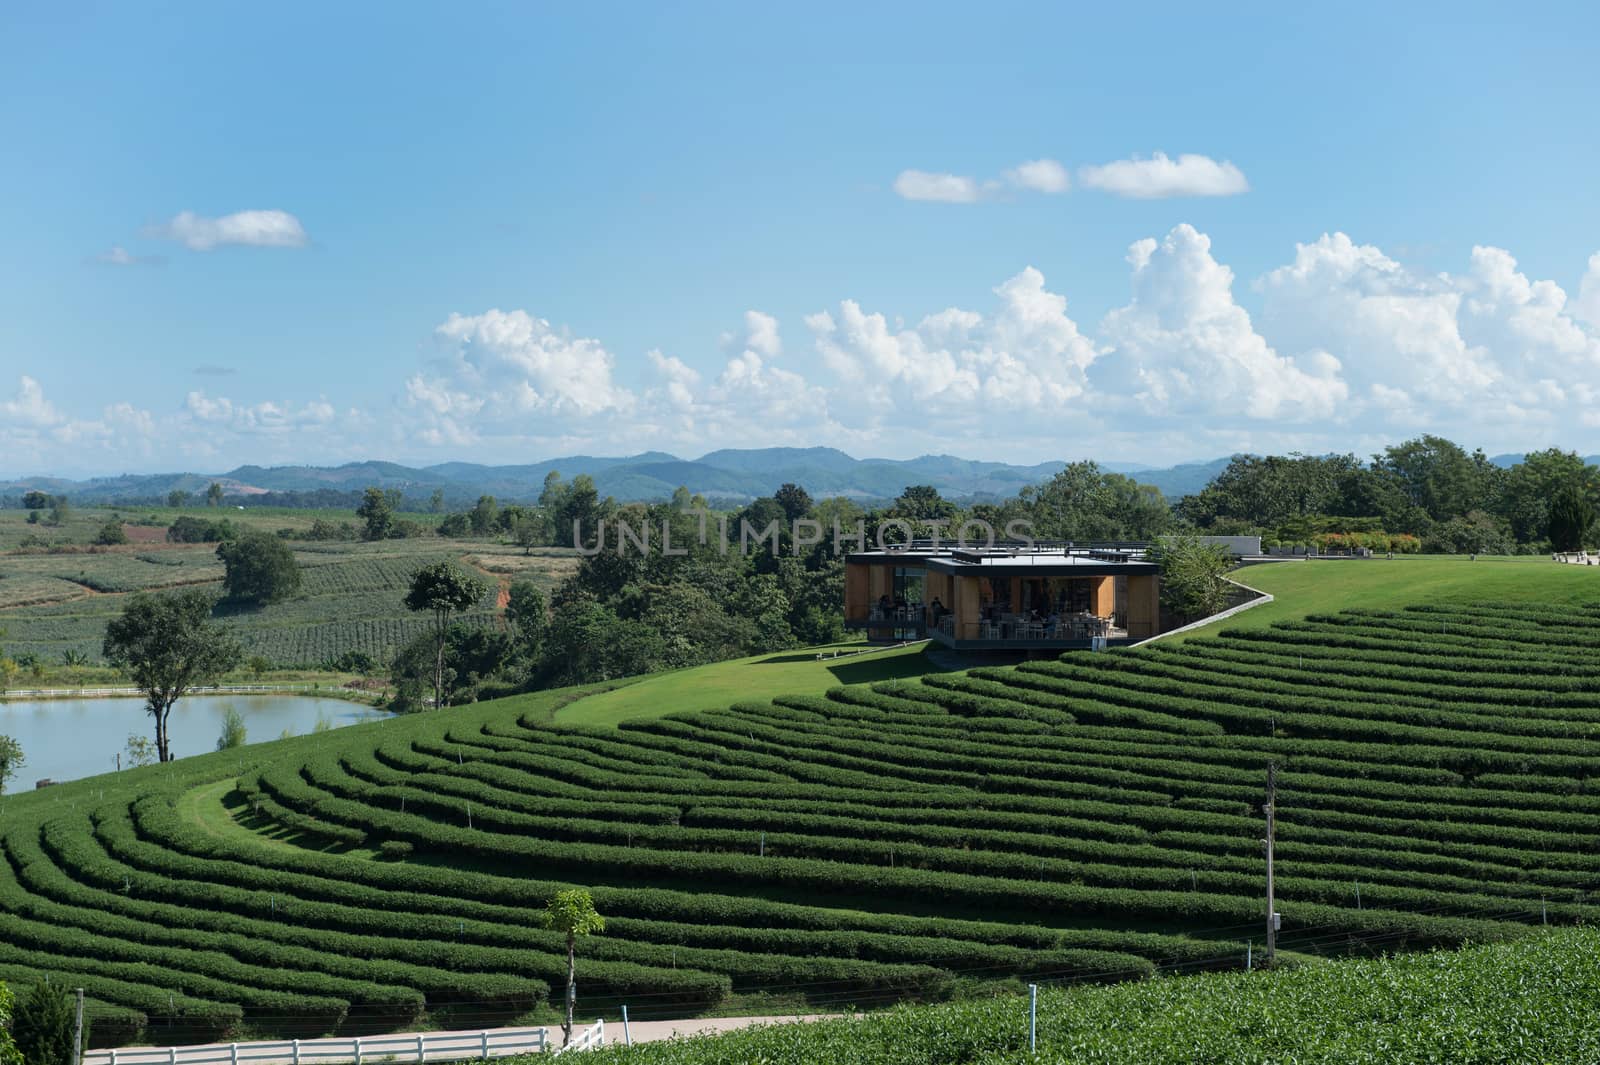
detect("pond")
(0, 693), (384, 788)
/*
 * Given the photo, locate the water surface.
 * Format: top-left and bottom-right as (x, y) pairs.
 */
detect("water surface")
(0, 694), (381, 787)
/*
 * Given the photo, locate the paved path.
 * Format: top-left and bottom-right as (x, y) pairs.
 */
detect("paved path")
(607, 1014), (837, 1047)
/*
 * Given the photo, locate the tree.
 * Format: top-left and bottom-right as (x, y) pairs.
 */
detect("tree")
(541, 888), (604, 1047)
(773, 483), (813, 522)
(9, 982), (79, 1065)
(94, 520), (129, 546)
(103, 590), (242, 763)
(167, 489), (191, 508)
(215, 705), (247, 750)
(124, 734), (158, 768)
(0, 981), (25, 1065)
(206, 482), (224, 507)
(890, 485), (957, 523)
(469, 495), (499, 536)
(21, 490), (49, 510)
(1155, 535), (1232, 622)
(404, 562), (488, 710)
(46, 498), (70, 526)
(1549, 482), (1595, 552)
(217, 532), (303, 603)
(428, 488), (445, 514)
(247, 655), (270, 679)
(0, 735), (22, 794)
(514, 517), (542, 555)
(355, 487), (395, 541)
(506, 581), (548, 653)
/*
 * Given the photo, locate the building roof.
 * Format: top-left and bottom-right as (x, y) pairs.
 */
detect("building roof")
(847, 544), (1159, 578)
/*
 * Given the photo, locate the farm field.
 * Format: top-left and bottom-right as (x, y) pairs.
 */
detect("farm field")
(0, 507), (578, 669)
(575, 927), (1600, 1064)
(4, 579), (1600, 1045)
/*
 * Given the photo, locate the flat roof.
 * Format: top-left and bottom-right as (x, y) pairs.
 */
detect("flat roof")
(924, 554), (1159, 578)
(847, 546), (1158, 578)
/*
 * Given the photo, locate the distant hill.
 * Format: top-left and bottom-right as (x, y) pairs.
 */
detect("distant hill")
(0, 449), (1231, 506)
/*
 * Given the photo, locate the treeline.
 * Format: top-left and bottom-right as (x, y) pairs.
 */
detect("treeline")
(1178, 437), (1598, 553)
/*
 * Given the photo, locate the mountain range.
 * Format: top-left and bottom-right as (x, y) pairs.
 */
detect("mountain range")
(0, 449), (1234, 506)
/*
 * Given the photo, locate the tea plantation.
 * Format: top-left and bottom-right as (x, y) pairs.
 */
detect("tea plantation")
(5, 598), (1600, 1047)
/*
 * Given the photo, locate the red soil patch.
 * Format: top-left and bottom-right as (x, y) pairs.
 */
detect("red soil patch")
(123, 524), (167, 543)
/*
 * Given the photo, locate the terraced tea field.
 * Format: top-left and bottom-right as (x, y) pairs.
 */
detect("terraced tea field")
(5, 598), (1600, 1044)
(0, 540), (575, 667)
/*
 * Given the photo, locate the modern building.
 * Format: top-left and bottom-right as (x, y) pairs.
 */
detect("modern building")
(843, 542), (1162, 650)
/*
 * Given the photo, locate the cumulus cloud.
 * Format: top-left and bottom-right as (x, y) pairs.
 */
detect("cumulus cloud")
(1004, 159), (1070, 194)
(1, 376), (62, 428)
(893, 170), (985, 203)
(403, 309), (635, 447)
(17, 228), (1600, 472)
(184, 391), (337, 432)
(1574, 252), (1600, 328)
(807, 266), (1100, 436)
(146, 209), (309, 251)
(1097, 224), (1346, 419)
(1078, 152), (1249, 199)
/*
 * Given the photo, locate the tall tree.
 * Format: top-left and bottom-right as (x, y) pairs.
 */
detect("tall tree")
(103, 590), (242, 762)
(206, 481), (225, 507)
(773, 482), (814, 522)
(216, 532), (303, 603)
(1374, 436), (1498, 522)
(541, 889), (605, 1048)
(1548, 482), (1595, 552)
(428, 488), (445, 514)
(403, 561), (488, 710)
(10, 982), (80, 1065)
(167, 489), (191, 508)
(355, 486), (395, 541)
(505, 581), (548, 653)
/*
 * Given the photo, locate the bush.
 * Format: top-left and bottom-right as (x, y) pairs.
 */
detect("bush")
(217, 533), (303, 604)
(10, 982), (80, 1065)
(167, 516), (237, 544)
(93, 521), (128, 546)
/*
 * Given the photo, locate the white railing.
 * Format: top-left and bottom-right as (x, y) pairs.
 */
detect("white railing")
(2, 683), (327, 700)
(553, 1020), (604, 1056)
(83, 1027), (549, 1065)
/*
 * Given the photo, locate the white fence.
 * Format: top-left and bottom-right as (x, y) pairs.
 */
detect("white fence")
(83, 1027), (549, 1065)
(3, 683), (326, 700)
(554, 1021), (604, 1056)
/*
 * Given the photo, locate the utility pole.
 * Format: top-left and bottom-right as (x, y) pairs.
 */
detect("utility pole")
(1265, 762), (1278, 968)
(73, 988), (85, 1065)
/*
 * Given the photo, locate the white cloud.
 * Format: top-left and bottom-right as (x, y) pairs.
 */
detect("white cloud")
(146, 209), (309, 251)
(893, 170), (984, 203)
(1004, 159), (1070, 194)
(1, 376), (62, 427)
(1097, 224), (1346, 420)
(184, 391), (337, 432)
(1078, 152), (1249, 199)
(807, 266), (1099, 436)
(1572, 252), (1600, 328)
(16, 229), (1600, 473)
(94, 245), (164, 267)
(403, 309), (635, 446)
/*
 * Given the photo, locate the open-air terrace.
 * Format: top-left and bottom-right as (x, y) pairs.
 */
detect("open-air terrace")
(844, 541), (1161, 650)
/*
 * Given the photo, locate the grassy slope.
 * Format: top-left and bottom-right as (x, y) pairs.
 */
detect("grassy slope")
(1178, 554), (1600, 637)
(560, 641), (938, 726)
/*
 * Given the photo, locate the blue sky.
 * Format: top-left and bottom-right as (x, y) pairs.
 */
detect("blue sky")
(4, 2), (1600, 476)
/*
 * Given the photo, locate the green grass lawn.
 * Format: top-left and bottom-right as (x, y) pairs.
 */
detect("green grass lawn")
(557, 640), (939, 726)
(1173, 554), (1600, 638)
